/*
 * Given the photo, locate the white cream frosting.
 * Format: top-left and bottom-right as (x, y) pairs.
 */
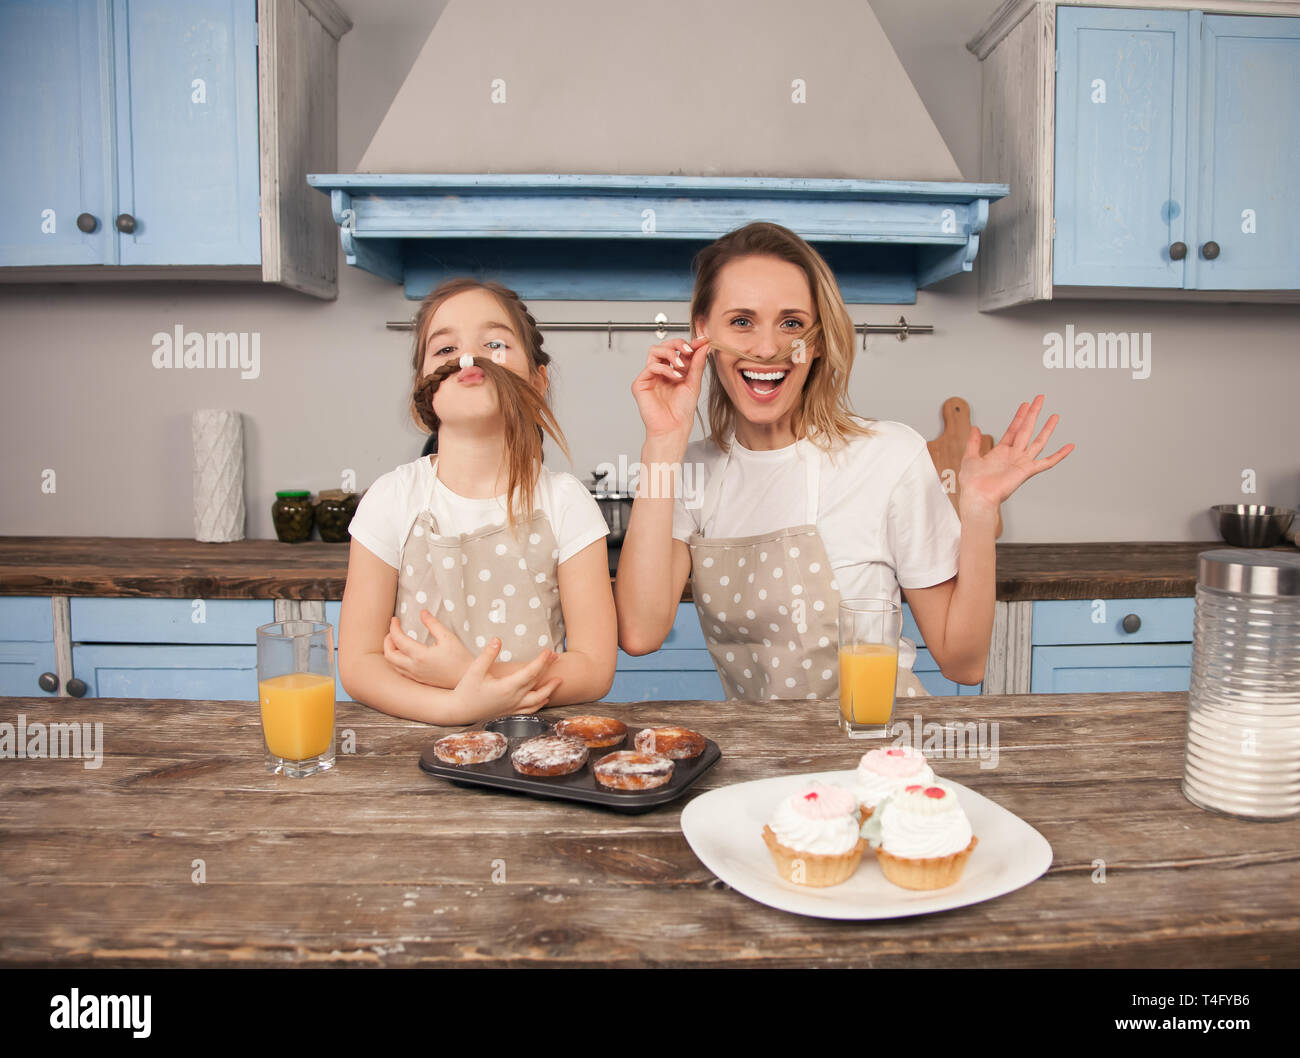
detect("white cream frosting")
(853, 745), (936, 809)
(766, 782), (861, 856)
(865, 781), (973, 859)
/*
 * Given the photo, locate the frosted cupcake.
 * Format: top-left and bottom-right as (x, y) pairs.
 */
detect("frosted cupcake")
(862, 781), (977, 891)
(762, 781), (866, 887)
(853, 745), (936, 822)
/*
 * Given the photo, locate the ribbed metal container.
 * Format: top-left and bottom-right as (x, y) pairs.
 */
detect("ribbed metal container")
(1182, 549), (1300, 820)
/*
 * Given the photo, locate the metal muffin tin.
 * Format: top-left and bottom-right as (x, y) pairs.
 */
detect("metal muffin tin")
(418, 714), (722, 814)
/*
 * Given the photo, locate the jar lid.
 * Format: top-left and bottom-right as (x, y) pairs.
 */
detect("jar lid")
(1198, 549), (1300, 596)
(275, 490), (311, 499)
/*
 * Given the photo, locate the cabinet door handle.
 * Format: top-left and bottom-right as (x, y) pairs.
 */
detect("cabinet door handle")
(1169, 241), (1187, 260)
(1121, 613), (1142, 634)
(76, 213), (98, 234)
(115, 213), (136, 234)
(66, 677), (88, 698)
(38, 672), (59, 693)
(1200, 241), (1220, 260)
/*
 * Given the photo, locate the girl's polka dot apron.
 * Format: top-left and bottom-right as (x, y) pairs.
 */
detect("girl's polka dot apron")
(394, 462), (564, 663)
(687, 438), (929, 701)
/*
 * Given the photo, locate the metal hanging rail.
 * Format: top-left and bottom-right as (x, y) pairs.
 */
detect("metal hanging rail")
(385, 313), (932, 349)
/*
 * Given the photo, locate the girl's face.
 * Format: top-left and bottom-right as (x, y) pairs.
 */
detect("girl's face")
(695, 255), (819, 431)
(421, 288), (546, 427)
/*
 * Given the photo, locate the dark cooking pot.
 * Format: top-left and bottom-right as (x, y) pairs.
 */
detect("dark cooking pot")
(587, 468), (634, 546)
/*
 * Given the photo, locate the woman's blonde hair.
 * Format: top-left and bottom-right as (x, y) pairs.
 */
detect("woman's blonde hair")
(690, 222), (874, 453)
(409, 279), (569, 529)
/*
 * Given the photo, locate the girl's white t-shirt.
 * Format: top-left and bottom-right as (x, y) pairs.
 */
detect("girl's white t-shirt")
(349, 457), (609, 571)
(671, 418), (962, 670)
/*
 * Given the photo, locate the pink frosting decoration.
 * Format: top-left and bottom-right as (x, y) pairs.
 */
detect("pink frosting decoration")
(789, 782), (856, 820)
(862, 746), (931, 778)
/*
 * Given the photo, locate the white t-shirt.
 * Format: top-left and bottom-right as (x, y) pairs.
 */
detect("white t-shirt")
(349, 456), (609, 571)
(671, 419), (962, 668)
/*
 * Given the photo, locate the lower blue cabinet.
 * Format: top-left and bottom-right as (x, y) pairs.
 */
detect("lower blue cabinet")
(0, 597), (59, 697)
(1030, 599), (1194, 693)
(69, 598), (272, 700)
(72, 643), (258, 700)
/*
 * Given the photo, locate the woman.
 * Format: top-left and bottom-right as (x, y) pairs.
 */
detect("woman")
(615, 222), (1072, 699)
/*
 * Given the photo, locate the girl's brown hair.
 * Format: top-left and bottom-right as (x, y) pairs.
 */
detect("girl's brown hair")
(409, 279), (569, 529)
(689, 222), (874, 454)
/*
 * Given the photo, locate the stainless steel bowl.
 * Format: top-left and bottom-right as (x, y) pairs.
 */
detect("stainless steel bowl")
(1211, 504), (1295, 547)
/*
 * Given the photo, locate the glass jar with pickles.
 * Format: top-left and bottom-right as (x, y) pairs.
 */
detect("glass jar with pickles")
(272, 490), (314, 543)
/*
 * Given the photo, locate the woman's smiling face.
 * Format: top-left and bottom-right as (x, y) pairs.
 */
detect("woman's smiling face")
(695, 254), (818, 436)
(421, 288), (545, 425)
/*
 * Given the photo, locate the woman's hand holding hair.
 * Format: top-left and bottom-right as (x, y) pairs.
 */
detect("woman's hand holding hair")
(631, 333), (712, 450)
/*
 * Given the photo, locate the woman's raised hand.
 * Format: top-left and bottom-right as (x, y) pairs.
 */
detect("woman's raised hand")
(958, 394), (1074, 514)
(631, 334), (711, 443)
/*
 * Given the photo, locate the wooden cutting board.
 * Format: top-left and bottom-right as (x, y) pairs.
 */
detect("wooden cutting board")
(927, 397), (1003, 538)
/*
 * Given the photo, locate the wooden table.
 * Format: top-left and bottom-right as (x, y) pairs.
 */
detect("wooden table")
(1, 692), (1296, 967)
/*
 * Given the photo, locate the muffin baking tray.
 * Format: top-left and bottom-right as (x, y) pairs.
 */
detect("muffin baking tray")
(418, 714), (722, 814)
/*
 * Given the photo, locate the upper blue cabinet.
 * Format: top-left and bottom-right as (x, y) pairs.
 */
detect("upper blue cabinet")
(0, 0), (351, 298)
(968, 0), (1300, 309)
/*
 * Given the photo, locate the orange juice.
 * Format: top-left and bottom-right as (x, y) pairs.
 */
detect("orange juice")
(838, 643), (898, 725)
(259, 672), (335, 760)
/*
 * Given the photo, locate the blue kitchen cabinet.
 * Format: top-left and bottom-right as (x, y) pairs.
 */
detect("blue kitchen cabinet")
(1054, 6), (1300, 292)
(0, 597), (60, 697)
(0, 1), (114, 266)
(1054, 7), (1189, 288)
(1192, 15), (1300, 291)
(113, 0), (261, 265)
(322, 601), (354, 703)
(0, 0), (260, 268)
(69, 597), (272, 699)
(1029, 598), (1194, 693)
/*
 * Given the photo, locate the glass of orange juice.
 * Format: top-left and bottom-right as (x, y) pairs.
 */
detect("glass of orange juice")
(256, 621), (336, 777)
(837, 598), (901, 739)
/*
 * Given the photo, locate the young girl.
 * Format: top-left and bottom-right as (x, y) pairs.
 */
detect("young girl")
(616, 222), (1072, 700)
(339, 278), (617, 725)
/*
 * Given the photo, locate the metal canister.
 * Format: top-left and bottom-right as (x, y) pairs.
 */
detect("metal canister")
(1183, 549), (1300, 820)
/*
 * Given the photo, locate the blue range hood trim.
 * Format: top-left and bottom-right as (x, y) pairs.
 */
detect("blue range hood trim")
(305, 173), (1009, 303)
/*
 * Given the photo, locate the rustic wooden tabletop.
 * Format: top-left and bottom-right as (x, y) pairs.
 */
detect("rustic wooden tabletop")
(1, 692), (1296, 967)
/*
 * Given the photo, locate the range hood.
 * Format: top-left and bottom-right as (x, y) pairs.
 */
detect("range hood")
(309, 0), (1007, 303)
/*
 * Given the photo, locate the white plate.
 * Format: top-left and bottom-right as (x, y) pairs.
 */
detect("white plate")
(680, 770), (1053, 920)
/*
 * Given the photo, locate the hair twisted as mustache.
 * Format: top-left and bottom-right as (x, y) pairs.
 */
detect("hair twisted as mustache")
(414, 356), (571, 528)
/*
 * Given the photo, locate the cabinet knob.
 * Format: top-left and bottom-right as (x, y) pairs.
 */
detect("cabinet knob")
(66, 677), (88, 698)
(38, 672), (59, 693)
(1168, 241), (1187, 260)
(115, 213), (136, 234)
(76, 213), (98, 234)
(1121, 613), (1142, 634)
(1200, 241), (1220, 260)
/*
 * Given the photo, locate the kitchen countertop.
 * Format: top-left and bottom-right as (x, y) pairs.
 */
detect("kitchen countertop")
(3, 536), (1292, 601)
(1, 691), (1295, 968)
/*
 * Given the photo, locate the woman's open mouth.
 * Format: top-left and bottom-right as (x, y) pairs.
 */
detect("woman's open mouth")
(738, 364), (790, 402)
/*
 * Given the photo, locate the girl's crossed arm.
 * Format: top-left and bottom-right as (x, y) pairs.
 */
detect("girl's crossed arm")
(381, 536), (617, 706)
(338, 538), (561, 725)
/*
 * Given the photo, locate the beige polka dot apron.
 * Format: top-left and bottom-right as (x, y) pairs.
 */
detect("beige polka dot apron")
(394, 464), (564, 664)
(687, 438), (929, 701)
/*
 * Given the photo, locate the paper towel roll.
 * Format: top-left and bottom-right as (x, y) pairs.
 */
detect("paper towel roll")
(192, 409), (246, 542)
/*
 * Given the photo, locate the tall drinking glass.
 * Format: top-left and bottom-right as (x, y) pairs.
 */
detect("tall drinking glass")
(256, 621), (336, 777)
(837, 598), (902, 739)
